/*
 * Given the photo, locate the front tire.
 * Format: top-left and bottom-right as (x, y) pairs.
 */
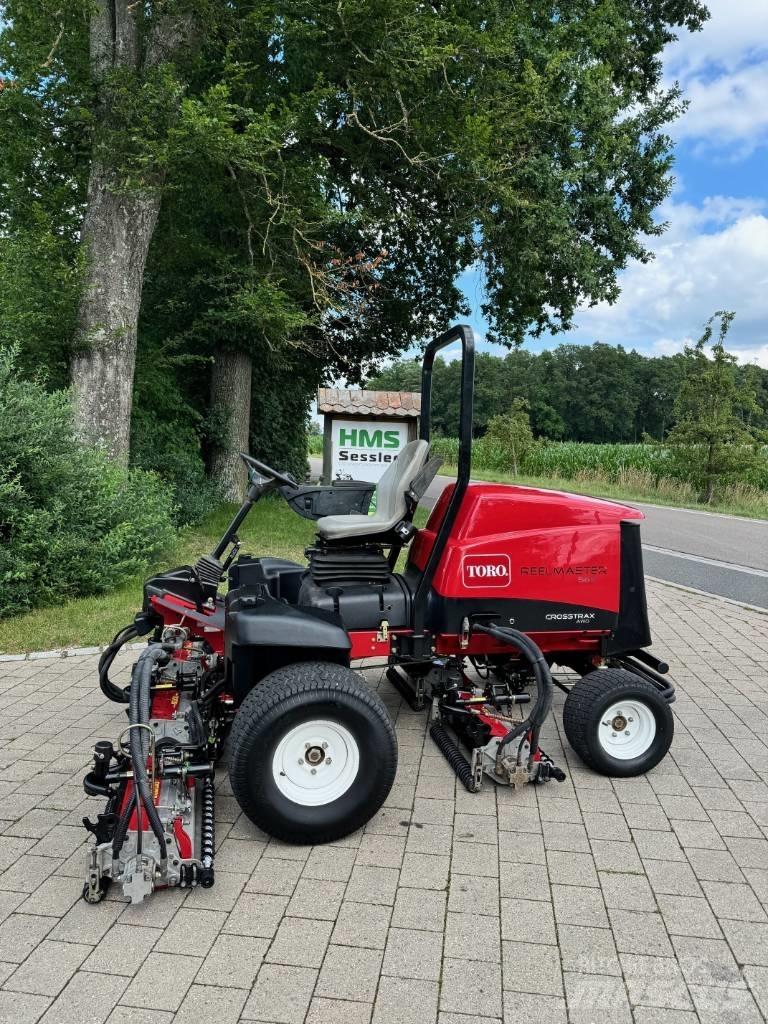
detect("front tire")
(563, 668), (674, 777)
(229, 661), (397, 844)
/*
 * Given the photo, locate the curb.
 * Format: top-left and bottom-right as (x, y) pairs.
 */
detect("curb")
(2, 577), (764, 662)
(646, 576), (768, 616)
(0, 642), (147, 664)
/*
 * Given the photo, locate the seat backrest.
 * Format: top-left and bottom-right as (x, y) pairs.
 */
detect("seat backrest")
(374, 439), (429, 523)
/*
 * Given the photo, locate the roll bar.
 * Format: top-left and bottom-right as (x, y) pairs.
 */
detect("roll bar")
(413, 324), (475, 634)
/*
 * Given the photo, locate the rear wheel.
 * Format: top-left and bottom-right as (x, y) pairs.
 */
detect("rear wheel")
(563, 668), (673, 777)
(229, 661), (397, 843)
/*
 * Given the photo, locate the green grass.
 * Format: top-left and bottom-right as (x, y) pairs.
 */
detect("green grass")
(0, 498), (317, 656)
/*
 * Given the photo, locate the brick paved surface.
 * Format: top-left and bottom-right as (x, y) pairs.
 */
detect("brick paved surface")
(0, 579), (766, 1024)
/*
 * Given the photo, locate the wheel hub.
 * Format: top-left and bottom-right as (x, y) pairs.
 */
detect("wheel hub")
(273, 720), (360, 806)
(598, 700), (656, 760)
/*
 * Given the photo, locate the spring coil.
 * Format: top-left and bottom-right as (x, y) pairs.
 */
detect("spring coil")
(199, 776), (215, 888)
(429, 723), (478, 793)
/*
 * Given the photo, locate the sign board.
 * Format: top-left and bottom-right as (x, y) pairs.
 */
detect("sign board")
(330, 418), (408, 483)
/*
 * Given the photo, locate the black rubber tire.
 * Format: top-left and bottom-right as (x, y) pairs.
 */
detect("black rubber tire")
(228, 661), (398, 844)
(563, 668), (674, 777)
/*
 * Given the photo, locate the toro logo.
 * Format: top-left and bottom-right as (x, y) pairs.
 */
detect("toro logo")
(462, 554), (512, 589)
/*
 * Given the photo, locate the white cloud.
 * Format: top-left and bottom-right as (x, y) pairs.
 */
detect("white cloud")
(571, 196), (768, 365)
(663, 0), (768, 153)
(665, 0), (768, 76)
(673, 61), (768, 154)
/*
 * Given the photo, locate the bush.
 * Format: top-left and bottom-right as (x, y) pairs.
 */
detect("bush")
(131, 341), (222, 526)
(0, 347), (177, 618)
(132, 419), (221, 527)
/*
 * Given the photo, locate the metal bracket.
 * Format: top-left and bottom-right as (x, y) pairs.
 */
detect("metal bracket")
(469, 748), (484, 793)
(84, 847), (104, 904)
(122, 854), (157, 904)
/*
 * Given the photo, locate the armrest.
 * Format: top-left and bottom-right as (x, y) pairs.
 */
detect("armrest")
(279, 481), (375, 521)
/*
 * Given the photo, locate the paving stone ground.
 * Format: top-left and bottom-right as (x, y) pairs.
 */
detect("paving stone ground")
(0, 579), (766, 1024)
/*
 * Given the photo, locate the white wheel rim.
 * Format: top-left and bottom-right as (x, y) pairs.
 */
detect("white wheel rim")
(597, 700), (656, 760)
(272, 719), (360, 806)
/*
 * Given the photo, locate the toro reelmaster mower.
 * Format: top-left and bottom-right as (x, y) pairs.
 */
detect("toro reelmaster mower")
(82, 324), (674, 904)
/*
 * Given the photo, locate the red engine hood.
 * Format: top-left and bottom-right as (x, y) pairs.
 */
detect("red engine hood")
(409, 482), (643, 611)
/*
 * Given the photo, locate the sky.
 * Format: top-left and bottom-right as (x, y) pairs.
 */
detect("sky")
(452, 0), (768, 369)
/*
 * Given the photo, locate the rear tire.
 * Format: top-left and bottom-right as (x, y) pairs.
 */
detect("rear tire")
(229, 661), (397, 844)
(563, 668), (673, 777)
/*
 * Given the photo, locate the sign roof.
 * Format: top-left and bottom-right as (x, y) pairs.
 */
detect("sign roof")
(317, 388), (421, 418)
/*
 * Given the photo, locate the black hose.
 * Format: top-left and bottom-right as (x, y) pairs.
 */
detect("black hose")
(430, 723), (477, 792)
(112, 789), (136, 860)
(472, 624), (554, 763)
(99, 625), (139, 704)
(128, 645), (168, 860)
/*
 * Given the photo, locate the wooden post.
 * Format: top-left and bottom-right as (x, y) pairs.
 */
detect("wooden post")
(322, 414), (333, 484)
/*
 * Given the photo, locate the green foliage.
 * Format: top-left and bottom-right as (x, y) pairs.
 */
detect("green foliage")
(0, 347), (177, 618)
(485, 400), (534, 475)
(368, 343), (768, 445)
(248, 355), (314, 482)
(667, 312), (764, 502)
(130, 339), (221, 524)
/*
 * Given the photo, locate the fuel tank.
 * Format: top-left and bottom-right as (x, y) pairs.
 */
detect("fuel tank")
(407, 483), (647, 638)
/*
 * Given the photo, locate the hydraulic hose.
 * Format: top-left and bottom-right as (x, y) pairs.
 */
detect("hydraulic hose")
(99, 625), (139, 704)
(128, 645), (168, 860)
(112, 789), (136, 861)
(472, 623), (554, 763)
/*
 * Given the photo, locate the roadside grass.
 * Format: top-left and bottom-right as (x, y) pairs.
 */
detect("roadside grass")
(438, 464), (768, 519)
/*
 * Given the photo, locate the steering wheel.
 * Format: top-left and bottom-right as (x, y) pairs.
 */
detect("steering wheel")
(240, 452), (298, 490)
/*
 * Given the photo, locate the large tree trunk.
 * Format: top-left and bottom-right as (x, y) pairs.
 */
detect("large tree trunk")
(71, 166), (161, 462)
(210, 349), (253, 503)
(70, 0), (194, 462)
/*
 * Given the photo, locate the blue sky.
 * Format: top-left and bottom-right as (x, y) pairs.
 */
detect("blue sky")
(451, 0), (768, 369)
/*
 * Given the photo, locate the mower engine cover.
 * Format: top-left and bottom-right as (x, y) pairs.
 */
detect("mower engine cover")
(408, 482), (649, 642)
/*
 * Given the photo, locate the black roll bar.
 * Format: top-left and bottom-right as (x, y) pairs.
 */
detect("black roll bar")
(412, 324), (475, 634)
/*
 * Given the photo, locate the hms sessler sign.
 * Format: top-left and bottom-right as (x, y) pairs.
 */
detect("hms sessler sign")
(331, 419), (408, 482)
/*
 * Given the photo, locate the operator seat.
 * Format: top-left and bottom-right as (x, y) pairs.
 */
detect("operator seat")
(316, 439), (430, 541)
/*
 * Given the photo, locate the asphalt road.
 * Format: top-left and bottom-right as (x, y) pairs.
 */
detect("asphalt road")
(308, 458), (768, 608)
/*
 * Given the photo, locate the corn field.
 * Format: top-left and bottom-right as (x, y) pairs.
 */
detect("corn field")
(308, 432), (768, 495)
(427, 438), (768, 491)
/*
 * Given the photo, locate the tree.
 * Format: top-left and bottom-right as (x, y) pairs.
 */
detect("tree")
(667, 312), (762, 503)
(486, 399), (534, 475)
(2, 0), (709, 482)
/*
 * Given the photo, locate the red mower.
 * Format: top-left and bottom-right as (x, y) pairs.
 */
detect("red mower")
(82, 325), (674, 904)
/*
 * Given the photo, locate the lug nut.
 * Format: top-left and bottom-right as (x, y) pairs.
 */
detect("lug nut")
(628, 717), (634, 722)
(311, 768), (317, 775)
(322, 742), (328, 749)
(326, 758), (332, 765)
(612, 732), (617, 737)
(625, 730), (630, 736)
(298, 758), (304, 765)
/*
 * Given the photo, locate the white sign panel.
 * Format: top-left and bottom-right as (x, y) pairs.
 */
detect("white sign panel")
(331, 418), (408, 483)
